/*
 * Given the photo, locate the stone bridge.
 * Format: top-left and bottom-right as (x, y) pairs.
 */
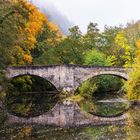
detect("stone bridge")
(3, 65), (130, 127)
(7, 65), (130, 92)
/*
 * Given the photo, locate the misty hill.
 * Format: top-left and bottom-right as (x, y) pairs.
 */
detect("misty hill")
(32, 1), (73, 35)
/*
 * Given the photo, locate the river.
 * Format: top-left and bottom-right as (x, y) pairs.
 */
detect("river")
(0, 99), (139, 140)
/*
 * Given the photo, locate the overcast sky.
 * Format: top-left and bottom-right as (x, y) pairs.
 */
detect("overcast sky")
(32, 0), (140, 33)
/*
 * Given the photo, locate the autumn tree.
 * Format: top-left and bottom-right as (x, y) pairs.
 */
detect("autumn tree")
(15, 0), (61, 64)
(125, 39), (140, 139)
(114, 31), (132, 67)
(0, 0), (61, 100)
(0, 0), (61, 65)
(126, 39), (140, 100)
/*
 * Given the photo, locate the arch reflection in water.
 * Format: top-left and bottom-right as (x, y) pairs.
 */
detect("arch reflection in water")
(76, 74), (128, 116)
(5, 75), (59, 117)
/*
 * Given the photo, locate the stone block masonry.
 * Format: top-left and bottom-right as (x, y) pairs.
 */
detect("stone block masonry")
(7, 65), (130, 92)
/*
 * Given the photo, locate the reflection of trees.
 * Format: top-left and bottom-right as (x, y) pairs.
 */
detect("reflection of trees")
(5, 75), (59, 117)
(126, 107), (140, 139)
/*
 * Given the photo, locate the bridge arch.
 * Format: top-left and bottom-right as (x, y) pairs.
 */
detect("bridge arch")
(74, 70), (129, 90)
(5, 74), (60, 117)
(7, 66), (61, 90)
(10, 74), (58, 91)
(85, 71), (128, 81)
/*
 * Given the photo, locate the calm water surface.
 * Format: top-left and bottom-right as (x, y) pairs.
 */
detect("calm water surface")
(0, 125), (127, 140)
(0, 99), (139, 140)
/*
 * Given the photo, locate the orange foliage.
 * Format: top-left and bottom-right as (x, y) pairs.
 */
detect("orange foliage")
(134, 39), (140, 67)
(47, 22), (62, 45)
(22, 1), (48, 50)
(23, 54), (32, 64)
(21, 127), (32, 136)
(47, 22), (60, 32)
(136, 40), (140, 48)
(11, 0), (62, 65)
(20, 0), (61, 53)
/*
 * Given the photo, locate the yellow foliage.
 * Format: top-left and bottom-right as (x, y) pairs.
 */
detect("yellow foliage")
(134, 40), (140, 66)
(47, 22), (62, 45)
(67, 95), (84, 102)
(115, 31), (131, 67)
(126, 39), (140, 100)
(24, 3), (47, 49)
(115, 31), (127, 48)
(48, 22), (60, 32)
(14, 46), (25, 56)
(135, 50), (140, 60)
(23, 54), (32, 64)
(136, 40), (140, 48)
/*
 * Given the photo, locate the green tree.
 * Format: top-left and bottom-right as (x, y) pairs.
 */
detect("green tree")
(84, 49), (112, 66)
(39, 26), (84, 65)
(83, 22), (100, 51)
(100, 26), (120, 55)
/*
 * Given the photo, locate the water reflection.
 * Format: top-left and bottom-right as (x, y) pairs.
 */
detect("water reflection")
(0, 125), (127, 140)
(0, 100), (139, 140)
(92, 98), (130, 117)
(126, 106), (140, 140)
